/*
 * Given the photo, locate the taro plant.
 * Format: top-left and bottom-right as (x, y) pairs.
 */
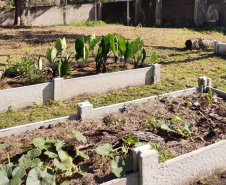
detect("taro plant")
(145, 115), (193, 137)
(74, 33), (126, 74)
(0, 130), (88, 185)
(95, 135), (139, 177)
(45, 37), (69, 77)
(124, 37), (146, 68)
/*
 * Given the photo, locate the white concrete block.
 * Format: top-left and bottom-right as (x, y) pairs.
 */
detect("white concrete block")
(133, 144), (151, 172)
(77, 101), (93, 120)
(53, 77), (64, 101)
(152, 64), (161, 84)
(158, 140), (226, 185)
(139, 149), (159, 185)
(218, 43), (226, 55)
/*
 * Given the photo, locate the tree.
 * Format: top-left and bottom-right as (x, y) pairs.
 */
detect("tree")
(14, 0), (26, 26)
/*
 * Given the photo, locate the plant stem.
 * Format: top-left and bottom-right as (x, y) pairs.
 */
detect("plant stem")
(6, 151), (10, 164)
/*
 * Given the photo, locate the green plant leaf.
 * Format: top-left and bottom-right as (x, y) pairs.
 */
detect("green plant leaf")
(124, 42), (133, 61)
(111, 156), (133, 177)
(171, 115), (184, 123)
(141, 48), (146, 63)
(89, 37), (100, 50)
(44, 151), (58, 159)
(54, 150), (73, 176)
(59, 58), (69, 77)
(0, 164), (26, 185)
(20, 146), (32, 151)
(26, 167), (56, 185)
(95, 143), (114, 157)
(75, 148), (89, 159)
(161, 120), (177, 133)
(60, 181), (69, 185)
(150, 52), (158, 64)
(55, 37), (67, 54)
(76, 166), (87, 176)
(122, 135), (139, 145)
(32, 137), (51, 150)
(38, 56), (42, 70)
(55, 140), (65, 152)
(19, 149), (42, 168)
(71, 130), (87, 143)
(183, 122), (193, 136)
(74, 37), (89, 62)
(0, 143), (19, 150)
(118, 36), (126, 55)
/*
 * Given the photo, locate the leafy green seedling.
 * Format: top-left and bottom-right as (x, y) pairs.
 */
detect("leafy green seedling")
(26, 167), (55, 185)
(0, 164), (26, 185)
(0, 143), (20, 164)
(111, 156), (133, 177)
(71, 130), (87, 143)
(19, 149), (42, 168)
(150, 52), (158, 64)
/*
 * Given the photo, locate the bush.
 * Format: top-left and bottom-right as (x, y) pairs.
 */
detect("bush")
(3, 57), (34, 77)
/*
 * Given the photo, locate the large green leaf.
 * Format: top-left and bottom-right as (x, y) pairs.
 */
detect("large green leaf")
(89, 37), (100, 50)
(0, 143), (19, 150)
(44, 151), (58, 159)
(124, 42), (133, 61)
(150, 52), (158, 64)
(58, 58), (69, 77)
(53, 150), (73, 176)
(161, 120), (177, 133)
(19, 149), (42, 168)
(55, 37), (66, 54)
(171, 115), (184, 123)
(110, 33), (119, 57)
(111, 156), (133, 177)
(71, 130), (87, 143)
(32, 138), (51, 150)
(55, 140), (65, 152)
(0, 164), (26, 185)
(118, 36), (126, 56)
(95, 47), (103, 63)
(95, 143), (114, 158)
(74, 37), (89, 62)
(26, 167), (55, 185)
(46, 47), (57, 64)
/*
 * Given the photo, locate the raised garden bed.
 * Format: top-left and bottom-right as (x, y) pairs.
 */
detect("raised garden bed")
(0, 77), (225, 185)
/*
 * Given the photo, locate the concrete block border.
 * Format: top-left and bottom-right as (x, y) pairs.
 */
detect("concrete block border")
(0, 64), (160, 113)
(101, 140), (226, 185)
(214, 40), (226, 55)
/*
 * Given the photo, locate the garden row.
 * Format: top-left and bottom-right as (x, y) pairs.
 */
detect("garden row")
(0, 77), (226, 184)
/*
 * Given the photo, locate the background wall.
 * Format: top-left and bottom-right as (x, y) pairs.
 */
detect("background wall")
(0, 4), (94, 26)
(162, 0), (195, 27)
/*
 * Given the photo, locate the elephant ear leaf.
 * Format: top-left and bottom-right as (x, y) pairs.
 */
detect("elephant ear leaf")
(0, 164), (26, 185)
(26, 167), (56, 185)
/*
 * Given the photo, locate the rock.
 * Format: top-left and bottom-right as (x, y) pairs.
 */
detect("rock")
(130, 131), (164, 144)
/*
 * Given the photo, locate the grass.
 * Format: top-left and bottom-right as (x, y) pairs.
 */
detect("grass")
(0, 25), (226, 129)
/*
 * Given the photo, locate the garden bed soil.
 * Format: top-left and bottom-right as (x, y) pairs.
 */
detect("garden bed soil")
(0, 92), (225, 184)
(0, 60), (139, 90)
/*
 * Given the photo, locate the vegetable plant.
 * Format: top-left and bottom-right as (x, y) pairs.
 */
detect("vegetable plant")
(45, 37), (69, 77)
(95, 135), (139, 177)
(0, 130), (88, 185)
(145, 115), (193, 137)
(124, 37), (146, 68)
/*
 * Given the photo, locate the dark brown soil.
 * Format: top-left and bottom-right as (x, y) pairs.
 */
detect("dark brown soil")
(0, 92), (225, 184)
(0, 60), (137, 90)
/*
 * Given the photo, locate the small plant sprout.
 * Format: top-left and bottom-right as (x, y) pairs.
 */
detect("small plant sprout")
(0, 143), (20, 164)
(150, 52), (158, 64)
(145, 115), (193, 137)
(95, 135), (139, 177)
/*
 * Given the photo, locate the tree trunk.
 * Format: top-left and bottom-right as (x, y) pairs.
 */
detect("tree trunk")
(185, 38), (214, 50)
(14, 0), (26, 26)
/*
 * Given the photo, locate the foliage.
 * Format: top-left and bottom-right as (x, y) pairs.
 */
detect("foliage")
(150, 142), (176, 163)
(45, 37), (69, 77)
(95, 135), (139, 177)
(3, 57), (34, 77)
(69, 20), (107, 27)
(124, 37), (146, 68)
(150, 52), (158, 64)
(145, 115), (193, 137)
(0, 130), (88, 185)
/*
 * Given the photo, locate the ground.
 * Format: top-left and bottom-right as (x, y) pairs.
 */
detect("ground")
(0, 92), (225, 184)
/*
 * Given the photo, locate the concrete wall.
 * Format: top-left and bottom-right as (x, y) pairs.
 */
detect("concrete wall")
(0, 4), (94, 26)
(205, 0), (226, 27)
(0, 64), (160, 113)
